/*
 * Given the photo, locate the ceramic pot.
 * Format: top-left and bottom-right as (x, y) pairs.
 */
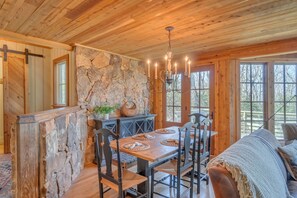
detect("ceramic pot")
(104, 114), (110, 120)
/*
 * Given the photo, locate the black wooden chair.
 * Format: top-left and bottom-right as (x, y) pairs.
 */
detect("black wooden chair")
(150, 122), (198, 198)
(94, 128), (147, 198)
(188, 112), (213, 194)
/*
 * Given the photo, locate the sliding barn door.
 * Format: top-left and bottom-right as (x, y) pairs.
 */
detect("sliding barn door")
(3, 54), (26, 153)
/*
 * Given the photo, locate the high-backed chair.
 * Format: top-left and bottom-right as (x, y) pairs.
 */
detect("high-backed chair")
(94, 128), (147, 198)
(150, 122), (197, 198)
(188, 112), (213, 194)
(281, 123), (297, 145)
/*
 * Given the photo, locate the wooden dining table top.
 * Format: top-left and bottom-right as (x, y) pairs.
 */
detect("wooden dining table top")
(109, 126), (217, 162)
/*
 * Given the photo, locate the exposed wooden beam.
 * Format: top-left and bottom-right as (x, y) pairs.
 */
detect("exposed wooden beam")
(195, 38), (297, 62)
(0, 29), (72, 50)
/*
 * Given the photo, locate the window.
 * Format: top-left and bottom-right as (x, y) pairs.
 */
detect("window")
(164, 66), (214, 127)
(240, 63), (265, 137)
(191, 70), (211, 115)
(274, 64), (297, 138)
(239, 62), (297, 139)
(166, 74), (182, 123)
(53, 55), (69, 108)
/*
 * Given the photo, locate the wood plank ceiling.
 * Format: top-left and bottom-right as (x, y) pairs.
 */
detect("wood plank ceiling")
(1, 0), (297, 59)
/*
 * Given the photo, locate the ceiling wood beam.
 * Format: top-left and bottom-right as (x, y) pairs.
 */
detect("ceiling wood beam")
(0, 29), (72, 50)
(195, 37), (297, 62)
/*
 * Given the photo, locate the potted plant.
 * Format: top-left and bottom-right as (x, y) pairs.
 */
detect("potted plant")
(93, 104), (119, 120)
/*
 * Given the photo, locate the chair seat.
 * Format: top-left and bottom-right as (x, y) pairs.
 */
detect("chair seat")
(112, 153), (137, 169)
(154, 159), (193, 176)
(101, 169), (147, 192)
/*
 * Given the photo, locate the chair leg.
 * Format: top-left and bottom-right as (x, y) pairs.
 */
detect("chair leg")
(99, 183), (104, 198)
(170, 175), (172, 188)
(197, 158), (201, 194)
(173, 176), (176, 188)
(177, 175), (181, 198)
(151, 169), (154, 198)
(190, 169), (194, 198)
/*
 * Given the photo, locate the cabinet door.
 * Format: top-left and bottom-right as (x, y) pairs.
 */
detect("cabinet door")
(120, 120), (135, 137)
(135, 120), (145, 134)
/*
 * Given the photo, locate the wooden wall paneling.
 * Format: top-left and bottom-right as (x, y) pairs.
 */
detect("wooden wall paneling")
(33, 46), (44, 111)
(153, 77), (164, 129)
(213, 59), (238, 154)
(0, 56), (3, 145)
(28, 52), (36, 113)
(43, 49), (52, 110)
(16, 122), (39, 198)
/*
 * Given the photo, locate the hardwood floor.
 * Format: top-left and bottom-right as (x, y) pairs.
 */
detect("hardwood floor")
(63, 164), (211, 198)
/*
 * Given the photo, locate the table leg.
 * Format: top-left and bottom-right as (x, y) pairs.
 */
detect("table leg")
(137, 158), (150, 196)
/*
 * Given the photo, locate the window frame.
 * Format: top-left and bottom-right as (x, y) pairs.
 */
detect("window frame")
(53, 54), (69, 108)
(163, 65), (215, 127)
(239, 61), (297, 139)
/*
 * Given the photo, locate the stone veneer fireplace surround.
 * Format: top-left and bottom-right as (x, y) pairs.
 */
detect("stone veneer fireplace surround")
(75, 46), (150, 164)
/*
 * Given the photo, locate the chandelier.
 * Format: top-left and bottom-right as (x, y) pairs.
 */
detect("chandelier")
(147, 26), (192, 89)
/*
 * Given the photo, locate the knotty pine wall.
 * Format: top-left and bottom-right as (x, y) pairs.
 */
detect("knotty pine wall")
(0, 57), (3, 145)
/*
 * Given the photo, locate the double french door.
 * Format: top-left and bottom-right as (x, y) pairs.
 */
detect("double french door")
(164, 65), (214, 127)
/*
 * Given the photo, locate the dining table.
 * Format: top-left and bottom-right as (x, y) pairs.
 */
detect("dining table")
(109, 126), (217, 196)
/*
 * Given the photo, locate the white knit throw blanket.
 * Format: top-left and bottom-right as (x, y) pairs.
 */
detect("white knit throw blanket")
(207, 136), (292, 198)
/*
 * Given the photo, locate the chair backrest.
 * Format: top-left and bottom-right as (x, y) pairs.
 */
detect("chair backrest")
(177, 122), (198, 173)
(189, 113), (213, 157)
(94, 128), (123, 192)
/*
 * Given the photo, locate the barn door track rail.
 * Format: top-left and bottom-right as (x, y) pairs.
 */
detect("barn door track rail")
(0, 44), (44, 64)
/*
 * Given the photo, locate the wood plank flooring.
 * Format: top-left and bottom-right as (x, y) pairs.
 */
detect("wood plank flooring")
(63, 164), (211, 198)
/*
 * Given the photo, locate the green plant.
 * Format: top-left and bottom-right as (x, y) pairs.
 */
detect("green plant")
(93, 104), (119, 115)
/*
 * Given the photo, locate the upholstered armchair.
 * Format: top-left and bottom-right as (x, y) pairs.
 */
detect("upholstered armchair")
(281, 123), (297, 145)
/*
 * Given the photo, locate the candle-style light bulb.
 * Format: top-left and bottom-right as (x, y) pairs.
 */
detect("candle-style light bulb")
(185, 56), (188, 76)
(155, 63), (158, 80)
(165, 55), (168, 73)
(174, 62), (177, 75)
(188, 60), (191, 78)
(147, 59), (151, 78)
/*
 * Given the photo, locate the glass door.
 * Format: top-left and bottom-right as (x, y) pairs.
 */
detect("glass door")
(164, 65), (214, 127)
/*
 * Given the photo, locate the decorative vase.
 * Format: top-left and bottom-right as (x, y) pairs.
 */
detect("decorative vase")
(121, 101), (138, 117)
(104, 114), (110, 120)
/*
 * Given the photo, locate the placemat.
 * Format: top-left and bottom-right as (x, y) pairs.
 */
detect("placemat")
(122, 142), (150, 151)
(132, 133), (155, 141)
(160, 139), (180, 147)
(155, 128), (176, 134)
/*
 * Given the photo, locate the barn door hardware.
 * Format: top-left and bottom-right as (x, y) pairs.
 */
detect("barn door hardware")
(0, 44), (44, 64)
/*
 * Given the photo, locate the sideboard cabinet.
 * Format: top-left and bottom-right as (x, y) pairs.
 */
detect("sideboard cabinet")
(94, 114), (156, 137)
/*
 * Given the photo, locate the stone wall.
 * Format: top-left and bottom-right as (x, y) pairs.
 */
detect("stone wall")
(39, 110), (87, 197)
(76, 46), (149, 164)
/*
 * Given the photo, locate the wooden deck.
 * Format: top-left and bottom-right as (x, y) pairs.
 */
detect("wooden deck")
(63, 164), (211, 198)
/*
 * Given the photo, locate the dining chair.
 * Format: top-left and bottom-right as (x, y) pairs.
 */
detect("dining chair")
(188, 112), (213, 194)
(150, 122), (198, 198)
(94, 128), (147, 198)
